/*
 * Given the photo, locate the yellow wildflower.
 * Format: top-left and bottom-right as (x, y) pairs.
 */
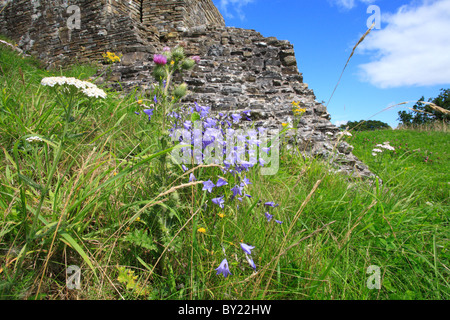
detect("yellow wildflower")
(102, 51), (121, 63)
(292, 101), (300, 107)
(137, 99), (143, 105)
(218, 213), (226, 218)
(197, 227), (206, 234)
(282, 123), (288, 127)
(170, 60), (175, 65)
(294, 108), (306, 114)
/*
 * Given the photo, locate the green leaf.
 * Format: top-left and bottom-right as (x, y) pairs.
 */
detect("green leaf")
(123, 229), (157, 252)
(59, 232), (97, 279)
(18, 174), (42, 192)
(2, 147), (16, 167)
(245, 198), (259, 216)
(136, 256), (153, 272)
(158, 202), (181, 223)
(191, 111), (200, 122)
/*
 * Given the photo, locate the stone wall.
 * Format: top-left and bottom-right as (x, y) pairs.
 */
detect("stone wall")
(142, 0), (225, 32)
(0, 0), (374, 179)
(0, 0), (159, 67)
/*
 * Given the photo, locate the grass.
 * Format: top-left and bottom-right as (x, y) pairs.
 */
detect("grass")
(349, 128), (449, 203)
(0, 41), (448, 300)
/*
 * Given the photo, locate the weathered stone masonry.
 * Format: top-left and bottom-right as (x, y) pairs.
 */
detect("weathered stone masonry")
(0, 0), (374, 178)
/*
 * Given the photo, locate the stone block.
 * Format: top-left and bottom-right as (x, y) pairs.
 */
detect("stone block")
(282, 55), (297, 66)
(121, 52), (149, 66)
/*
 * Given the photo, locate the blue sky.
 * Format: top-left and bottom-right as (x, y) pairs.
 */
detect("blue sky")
(211, 0), (450, 128)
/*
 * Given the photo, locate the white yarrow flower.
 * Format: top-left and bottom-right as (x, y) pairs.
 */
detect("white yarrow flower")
(41, 77), (57, 87)
(41, 76), (106, 98)
(26, 136), (43, 143)
(376, 142), (395, 151)
(338, 131), (352, 137)
(82, 87), (107, 99)
(381, 144), (395, 151)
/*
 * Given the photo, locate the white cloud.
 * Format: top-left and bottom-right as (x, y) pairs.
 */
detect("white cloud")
(330, 0), (376, 10)
(357, 0), (450, 88)
(218, 0), (255, 20)
(334, 120), (349, 127)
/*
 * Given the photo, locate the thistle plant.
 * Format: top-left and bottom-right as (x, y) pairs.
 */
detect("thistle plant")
(151, 46), (197, 133)
(146, 46), (198, 186)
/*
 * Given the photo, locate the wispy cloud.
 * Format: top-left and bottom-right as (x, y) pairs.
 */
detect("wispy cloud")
(334, 120), (349, 127)
(218, 0), (255, 20)
(357, 0), (450, 88)
(329, 0), (376, 10)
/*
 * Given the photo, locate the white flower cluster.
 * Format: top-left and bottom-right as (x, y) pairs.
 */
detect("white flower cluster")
(26, 136), (43, 143)
(82, 86), (108, 98)
(41, 76), (106, 99)
(337, 131), (352, 137)
(376, 141), (395, 151)
(372, 141), (395, 156)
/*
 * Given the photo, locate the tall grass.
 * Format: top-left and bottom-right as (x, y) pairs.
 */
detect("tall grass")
(0, 41), (448, 300)
(397, 121), (449, 132)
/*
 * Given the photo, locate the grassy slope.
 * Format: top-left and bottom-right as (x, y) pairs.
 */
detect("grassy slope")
(347, 129), (449, 299)
(351, 129), (449, 203)
(0, 44), (448, 300)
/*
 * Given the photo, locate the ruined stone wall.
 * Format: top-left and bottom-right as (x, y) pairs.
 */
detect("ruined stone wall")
(0, 0), (224, 66)
(0, 0), (159, 67)
(142, 0), (225, 32)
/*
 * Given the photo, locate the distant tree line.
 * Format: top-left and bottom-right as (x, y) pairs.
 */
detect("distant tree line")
(398, 88), (450, 125)
(339, 120), (391, 131)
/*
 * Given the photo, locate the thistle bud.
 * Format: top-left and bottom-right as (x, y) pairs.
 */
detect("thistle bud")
(152, 65), (166, 81)
(171, 46), (185, 60)
(181, 58), (196, 70)
(173, 83), (188, 99)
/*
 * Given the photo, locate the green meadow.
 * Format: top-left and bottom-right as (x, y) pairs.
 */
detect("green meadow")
(0, 43), (448, 300)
